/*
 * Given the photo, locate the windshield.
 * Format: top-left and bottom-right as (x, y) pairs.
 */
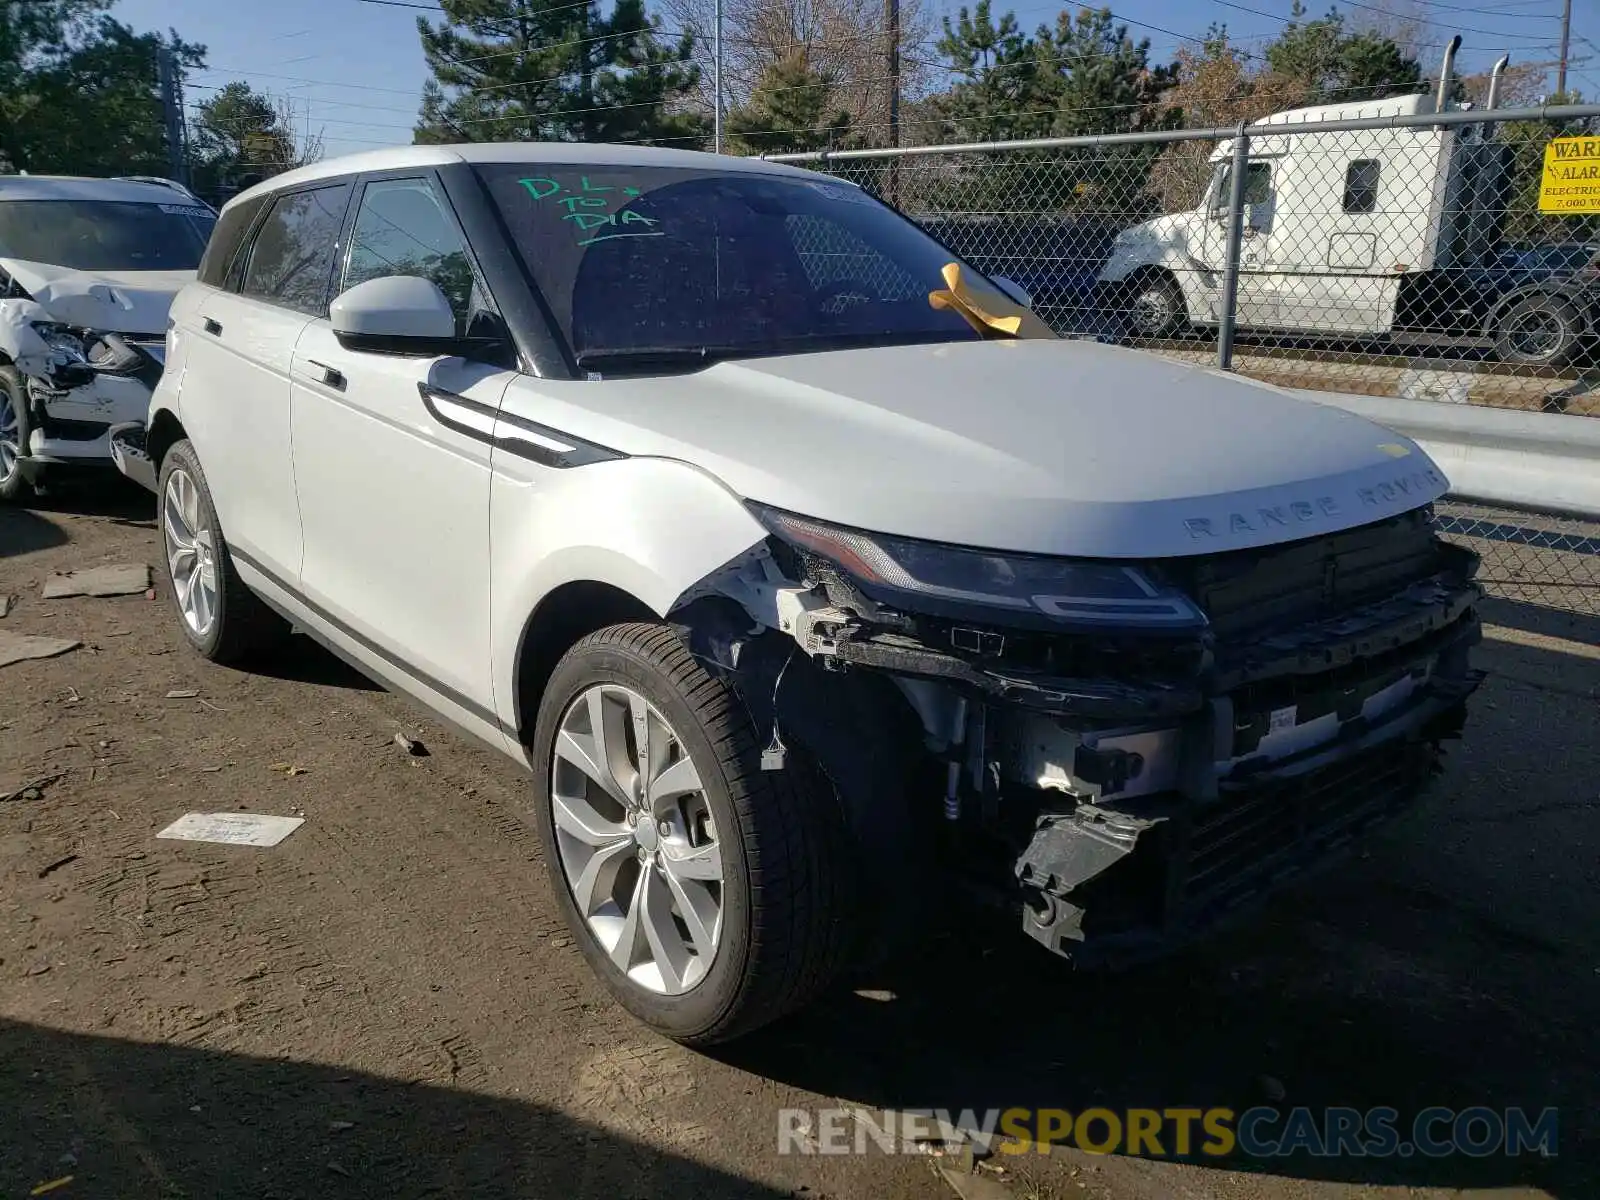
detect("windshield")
(477, 164), (1004, 364)
(0, 199), (216, 272)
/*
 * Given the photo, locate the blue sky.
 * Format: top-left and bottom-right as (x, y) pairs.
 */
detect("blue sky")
(116, 0), (1596, 158)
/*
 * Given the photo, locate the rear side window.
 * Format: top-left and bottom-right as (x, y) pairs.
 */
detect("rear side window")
(197, 196), (266, 288)
(238, 183), (352, 316)
(1343, 159), (1380, 214)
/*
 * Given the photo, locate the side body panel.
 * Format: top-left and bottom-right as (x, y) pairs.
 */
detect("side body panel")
(487, 375), (769, 755)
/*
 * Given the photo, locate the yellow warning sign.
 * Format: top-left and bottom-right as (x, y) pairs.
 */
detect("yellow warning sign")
(1541, 137), (1600, 213)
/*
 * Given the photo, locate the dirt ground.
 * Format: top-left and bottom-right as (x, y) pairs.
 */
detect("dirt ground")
(1, 482), (1596, 1200)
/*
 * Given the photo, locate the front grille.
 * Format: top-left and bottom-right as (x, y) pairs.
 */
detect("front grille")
(1175, 509), (1445, 640)
(1182, 735), (1438, 918)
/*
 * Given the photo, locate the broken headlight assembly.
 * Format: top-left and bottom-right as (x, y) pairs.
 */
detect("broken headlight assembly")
(751, 504), (1207, 632)
(24, 320), (157, 392)
(26, 321), (96, 389)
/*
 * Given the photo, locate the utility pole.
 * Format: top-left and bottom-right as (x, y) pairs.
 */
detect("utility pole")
(884, 0), (900, 202)
(156, 44), (187, 186)
(1557, 0), (1572, 96)
(713, 0), (723, 153)
(885, 0), (900, 148)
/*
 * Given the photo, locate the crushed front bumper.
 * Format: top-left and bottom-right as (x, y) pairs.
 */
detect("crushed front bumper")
(1013, 605), (1483, 966)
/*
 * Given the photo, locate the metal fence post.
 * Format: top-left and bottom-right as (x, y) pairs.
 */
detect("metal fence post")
(1216, 123), (1250, 372)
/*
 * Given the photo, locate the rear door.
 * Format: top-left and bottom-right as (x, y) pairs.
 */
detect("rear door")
(289, 171), (515, 725)
(178, 181), (352, 580)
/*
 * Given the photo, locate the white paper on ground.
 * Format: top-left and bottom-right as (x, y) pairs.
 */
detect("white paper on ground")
(156, 812), (305, 847)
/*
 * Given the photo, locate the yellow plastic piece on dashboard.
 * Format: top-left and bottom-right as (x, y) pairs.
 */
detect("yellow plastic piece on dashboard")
(928, 262), (1056, 340)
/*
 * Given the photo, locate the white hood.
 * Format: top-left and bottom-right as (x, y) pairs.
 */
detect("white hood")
(0, 257), (191, 336)
(527, 339), (1449, 560)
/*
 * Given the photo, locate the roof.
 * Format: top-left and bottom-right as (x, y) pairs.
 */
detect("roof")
(1250, 91), (1437, 128)
(0, 175), (206, 205)
(224, 142), (829, 213)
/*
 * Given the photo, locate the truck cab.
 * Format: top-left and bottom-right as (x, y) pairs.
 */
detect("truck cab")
(1099, 84), (1543, 356)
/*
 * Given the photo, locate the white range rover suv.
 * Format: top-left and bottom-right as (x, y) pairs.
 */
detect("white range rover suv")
(112, 143), (1484, 1044)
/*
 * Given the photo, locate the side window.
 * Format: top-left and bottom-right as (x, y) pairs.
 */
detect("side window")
(197, 196), (265, 289)
(342, 177), (482, 336)
(238, 183), (352, 316)
(1215, 161), (1273, 208)
(1343, 159), (1380, 214)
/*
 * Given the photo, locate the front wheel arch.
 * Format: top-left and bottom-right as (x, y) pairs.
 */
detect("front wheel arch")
(512, 579), (657, 749)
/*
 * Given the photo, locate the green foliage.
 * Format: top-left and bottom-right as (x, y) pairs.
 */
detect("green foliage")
(1263, 2), (1422, 105)
(414, 0), (707, 146)
(919, 5), (1174, 216)
(1498, 91), (1599, 245)
(0, 2), (204, 177)
(726, 53), (854, 156)
(189, 82), (313, 197)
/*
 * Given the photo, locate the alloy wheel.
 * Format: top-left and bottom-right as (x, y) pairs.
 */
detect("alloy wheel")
(0, 390), (20, 486)
(550, 683), (724, 995)
(162, 467), (219, 637)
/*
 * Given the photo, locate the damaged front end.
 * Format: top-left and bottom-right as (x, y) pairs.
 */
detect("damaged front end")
(678, 501), (1484, 968)
(0, 296), (164, 484)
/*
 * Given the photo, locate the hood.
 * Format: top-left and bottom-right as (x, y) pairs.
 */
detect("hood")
(0, 258), (191, 336)
(524, 339), (1449, 560)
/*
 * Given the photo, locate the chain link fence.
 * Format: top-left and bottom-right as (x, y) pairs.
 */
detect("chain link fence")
(765, 101), (1600, 622)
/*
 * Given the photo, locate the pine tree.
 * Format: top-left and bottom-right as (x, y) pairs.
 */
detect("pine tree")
(413, 0), (707, 146)
(726, 52), (854, 155)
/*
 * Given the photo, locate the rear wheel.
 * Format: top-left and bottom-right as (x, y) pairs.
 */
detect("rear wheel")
(1493, 294), (1583, 369)
(531, 623), (850, 1045)
(157, 439), (288, 664)
(0, 368), (32, 503)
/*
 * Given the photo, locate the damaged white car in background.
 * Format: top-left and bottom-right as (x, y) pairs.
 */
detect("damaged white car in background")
(0, 175), (214, 500)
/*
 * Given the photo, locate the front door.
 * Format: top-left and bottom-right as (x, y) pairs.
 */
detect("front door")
(1201, 157), (1279, 329)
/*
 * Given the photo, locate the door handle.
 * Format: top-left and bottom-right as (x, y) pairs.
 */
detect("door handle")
(305, 360), (345, 390)
(202, 318), (223, 336)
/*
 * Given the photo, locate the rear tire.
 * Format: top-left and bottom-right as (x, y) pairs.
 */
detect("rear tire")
(0, 367), (33, 503)
(1493, 294), (1582, 369)
(157, 439), (289, 665)
(531, 623), (851, 1045)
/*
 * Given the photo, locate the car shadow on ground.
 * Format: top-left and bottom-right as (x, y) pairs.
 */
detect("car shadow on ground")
(25, 474), (157, 527)
(241, 630), (385, 693)
(0, 1017), (788, 1200)
(719, 622), (1598, 1198)
(0, 505), (70, 559)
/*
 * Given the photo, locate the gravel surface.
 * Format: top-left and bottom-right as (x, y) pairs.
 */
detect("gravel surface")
(2, 483), (1594, 1200)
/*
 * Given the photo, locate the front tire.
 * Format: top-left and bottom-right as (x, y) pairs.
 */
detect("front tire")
(531, 623), (850, 1045)
(157, 439), (288, 664)
(0, 367), (33, 503)
(1123, 270), (1189, 339)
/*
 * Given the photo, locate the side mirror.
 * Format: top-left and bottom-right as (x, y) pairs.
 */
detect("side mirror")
(331, 275), (457, 354)
(992, 276), (1033, 308)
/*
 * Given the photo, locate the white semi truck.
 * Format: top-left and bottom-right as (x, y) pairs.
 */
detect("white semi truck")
(1098, 44), (1599, 367)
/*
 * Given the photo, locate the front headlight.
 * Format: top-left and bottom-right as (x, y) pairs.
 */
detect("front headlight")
(30, 321), (90, 365)
(753, 506), (1207, 630)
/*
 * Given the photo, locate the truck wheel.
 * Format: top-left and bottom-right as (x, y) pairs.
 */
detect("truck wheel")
(531, 623), (850, 1045)
(1125, 272), (1187, 339)
(0, 367), (32, 503)
(1494, 295), (1582, 369)
(157, 439), (289, 664)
